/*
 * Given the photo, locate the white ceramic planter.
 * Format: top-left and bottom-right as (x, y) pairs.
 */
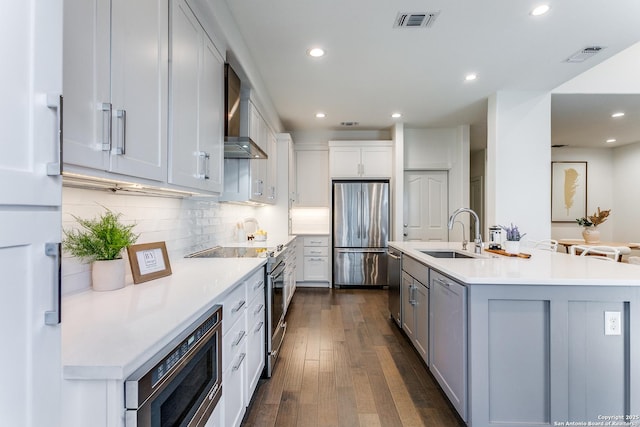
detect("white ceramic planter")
(582, 227), (600, 243)
(504, 240), (520, 255)
(92, 258), (126, 291)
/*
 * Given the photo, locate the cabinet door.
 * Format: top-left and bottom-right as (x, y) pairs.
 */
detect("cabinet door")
(361, 146), (392, 178)
(168, 0), (200, 188)
(199, 36), (224, 193)
(266, 129), (278, 202)
(109, 0), (167, 181)
(401, 272), (415, 338)
(303, 257), (329, 281)
(1, 2), (63, 425)
(169, 0), (224, 193)
(430, 272), (467, 421)
(250, 158), (267, 202)
(329, 146), (361, 177)
(63, 0), (110, 171)
(295, 150), (329, 206)
(414, 281), (429, 364)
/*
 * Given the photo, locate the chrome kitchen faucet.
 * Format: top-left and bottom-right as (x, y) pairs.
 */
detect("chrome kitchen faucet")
(448, 208), (483, 254)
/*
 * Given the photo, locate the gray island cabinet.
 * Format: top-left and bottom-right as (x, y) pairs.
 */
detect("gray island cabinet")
(389, 241), (640, 427)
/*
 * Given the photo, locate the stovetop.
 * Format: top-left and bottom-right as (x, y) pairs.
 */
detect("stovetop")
(186, 244), (285, 260)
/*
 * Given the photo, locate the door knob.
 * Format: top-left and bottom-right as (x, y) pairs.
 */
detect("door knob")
(403, 224), (408, 227)
(403, 233), (408, 237)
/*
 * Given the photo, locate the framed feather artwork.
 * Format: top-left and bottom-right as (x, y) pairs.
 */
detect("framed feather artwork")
(551, 161), (587, 222)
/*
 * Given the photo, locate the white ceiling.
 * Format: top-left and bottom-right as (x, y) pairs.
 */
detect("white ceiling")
(221, 0), (640, 150)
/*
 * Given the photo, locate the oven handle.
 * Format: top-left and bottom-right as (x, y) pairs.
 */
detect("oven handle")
(126, 309), (222, 409)
(269, 261), (286, 279)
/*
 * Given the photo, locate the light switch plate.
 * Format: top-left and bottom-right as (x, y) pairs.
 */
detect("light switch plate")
(604, 311), (622, 336)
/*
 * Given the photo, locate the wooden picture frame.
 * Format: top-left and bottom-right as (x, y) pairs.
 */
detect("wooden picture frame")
(551, 161), (587, 222)
(127, 242), (172, 284)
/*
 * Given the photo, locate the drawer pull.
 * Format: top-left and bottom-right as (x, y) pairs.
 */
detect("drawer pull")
(254, 321), (264, 333)
(232, 299), (246, 313)
(253, 280), (264, 290)
(233, 330), (246, 347)
(435, 278), (450, 287)
(232, 353), (246, 371)
(254, 304), (264, 315)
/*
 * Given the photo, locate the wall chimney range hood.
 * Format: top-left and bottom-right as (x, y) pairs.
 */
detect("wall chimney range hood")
(224, 64), (267, 159)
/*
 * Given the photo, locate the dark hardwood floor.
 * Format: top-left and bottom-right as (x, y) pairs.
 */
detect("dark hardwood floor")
(241, 287), (466, 427)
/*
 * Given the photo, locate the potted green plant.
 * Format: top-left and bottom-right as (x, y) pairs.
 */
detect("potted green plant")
(576, 207), (610, 243)
(63, 209), (138, 291)
(500, 223), (526, 254)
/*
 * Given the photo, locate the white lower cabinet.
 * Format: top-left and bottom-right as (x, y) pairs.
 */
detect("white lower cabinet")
(296, 235), (330, 286)
(245, 270), (266, 403)
(283, 238), (298, 312)
(401, 269), (429, 364)
(429, 270), (467, 421)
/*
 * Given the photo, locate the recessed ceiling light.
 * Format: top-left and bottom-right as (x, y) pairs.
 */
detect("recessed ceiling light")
(611, 112), (625, 118)
(391, 113), (402, 118)
(530, 4), (550, 16)
(465, 73), (477, 81)
(606, 138), (617, 143)
(315, 112), (326, 118)
(307, 47), (325, 58)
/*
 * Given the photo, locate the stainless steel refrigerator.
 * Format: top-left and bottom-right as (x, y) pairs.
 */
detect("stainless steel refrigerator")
(333, 180), (389, 287)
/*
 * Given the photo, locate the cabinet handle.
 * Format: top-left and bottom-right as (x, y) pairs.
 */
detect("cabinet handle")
(100, 102), (112, 152)
(233, 330), (246, 347)
(114, 109), (126, 155)
(253, 280), (264, 291)
(231, 299), (246, 313)
(254, 321), (264, 334)
(44, 243), (61, 325)
(46, 94), (63, 176)
(309, 240), (323, 244)
(434, 278), (450, 288)
(253, 304), (264, 315)
(232, 353), (246, 371)
(197, 151), (210, 180)
(308, 257), (324, 262)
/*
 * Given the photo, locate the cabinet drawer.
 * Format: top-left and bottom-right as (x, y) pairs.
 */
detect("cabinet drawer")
(247, 268), (265, 305)
(303, 246), (328, 256)
(303, 257), (329, 281)
(303, 236), (329, 247)
(223, 312), (247, 373)
(223, 282), (247, 336)
(223, 350), (246, 427)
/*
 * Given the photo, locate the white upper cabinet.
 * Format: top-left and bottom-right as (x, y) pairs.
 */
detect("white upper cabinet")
(168, 0), (224, 193)
(63, 0), (168, 182)
(329, 141), (393, 178)
(294, 148), (329, 207)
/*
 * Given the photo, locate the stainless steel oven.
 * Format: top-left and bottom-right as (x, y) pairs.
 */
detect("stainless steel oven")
(266, 257), (286, 377)
(125, 305), (223, 427)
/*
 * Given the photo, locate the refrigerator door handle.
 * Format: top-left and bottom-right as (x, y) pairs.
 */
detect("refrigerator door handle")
(357, 190), (361, 238)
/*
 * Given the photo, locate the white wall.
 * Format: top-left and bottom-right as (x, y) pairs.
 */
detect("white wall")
(612, 142), (640, 244)
(62, 188), (259, 295)
(403, 126), (470, 242)
(487, 91), (551, 244)
(551, 147), (614, 242)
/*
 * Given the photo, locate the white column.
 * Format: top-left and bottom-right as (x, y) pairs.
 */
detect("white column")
(392, 122), (404, 241)
(486, 91), (552, 242)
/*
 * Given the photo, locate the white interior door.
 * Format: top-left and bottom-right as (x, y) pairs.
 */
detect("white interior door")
(0, 2), (63, 426)
(404, 171), (449, 241)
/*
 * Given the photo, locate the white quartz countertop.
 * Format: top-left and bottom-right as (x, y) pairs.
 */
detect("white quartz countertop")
(389, 241), (640, 286)
(222, 234), (297, 249)
(62, 257), (266, 381)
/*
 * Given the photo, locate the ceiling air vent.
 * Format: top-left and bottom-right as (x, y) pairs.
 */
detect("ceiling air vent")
(394, 11), (440, 28)
(565, 46), (605, 63)
(340, 121), (359, 127)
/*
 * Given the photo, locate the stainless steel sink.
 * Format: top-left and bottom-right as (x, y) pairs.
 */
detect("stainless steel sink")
(420, 250), (475, 259)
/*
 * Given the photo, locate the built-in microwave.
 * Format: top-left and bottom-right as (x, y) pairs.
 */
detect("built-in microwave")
(125, 305), (222, 427)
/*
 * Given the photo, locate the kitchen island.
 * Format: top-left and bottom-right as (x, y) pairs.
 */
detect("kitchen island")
(389, 241), (640, 427)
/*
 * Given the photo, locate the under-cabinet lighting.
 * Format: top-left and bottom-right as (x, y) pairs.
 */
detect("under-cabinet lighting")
(611, 112), (625, 118)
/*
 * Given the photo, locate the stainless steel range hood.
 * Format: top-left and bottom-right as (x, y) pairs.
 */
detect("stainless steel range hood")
(224, 64), (267, 159)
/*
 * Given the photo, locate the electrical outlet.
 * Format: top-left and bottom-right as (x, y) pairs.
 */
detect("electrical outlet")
(604, 311), (621, 336)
